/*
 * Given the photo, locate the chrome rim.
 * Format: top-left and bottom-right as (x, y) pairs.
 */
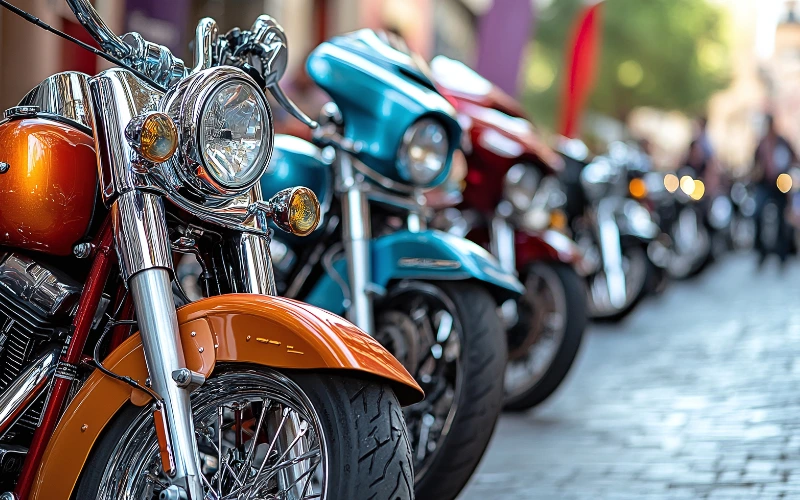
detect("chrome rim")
(588, 245), (647, 318)
(505, 265), (567, 399)
(375, 281), (462, 482)
(94, 369), (326, 500)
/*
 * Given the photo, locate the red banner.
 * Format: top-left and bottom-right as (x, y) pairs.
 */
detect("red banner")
(559, 1), (604, 138)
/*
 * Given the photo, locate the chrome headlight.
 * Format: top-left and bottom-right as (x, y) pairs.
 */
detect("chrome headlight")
(398, 118), (449, 185)
(200, 82), (270, 189)
(165, 67), (274, 197)
(503, 164), (541, 211)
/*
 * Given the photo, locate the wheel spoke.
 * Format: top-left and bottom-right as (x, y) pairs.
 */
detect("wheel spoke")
(236, 399), (269, 485)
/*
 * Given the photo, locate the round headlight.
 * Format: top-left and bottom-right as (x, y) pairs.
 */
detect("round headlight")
(398, 118), (449, 185)
(200, 81), (270, 190)
(503, 164), (541, 211)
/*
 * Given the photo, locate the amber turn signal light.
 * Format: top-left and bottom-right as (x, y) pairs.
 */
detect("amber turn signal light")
(247, 187), (321, 237)
(125, 112), (179, 163)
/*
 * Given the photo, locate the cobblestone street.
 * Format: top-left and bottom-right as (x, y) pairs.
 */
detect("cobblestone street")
(461, 254), (800, 499)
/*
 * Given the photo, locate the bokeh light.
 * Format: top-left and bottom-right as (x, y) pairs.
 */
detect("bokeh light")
(680, 175), (695, 195)
(690, 179), (705, 200)
(777, 173), (792, 193)
(664, 173), (679, 193)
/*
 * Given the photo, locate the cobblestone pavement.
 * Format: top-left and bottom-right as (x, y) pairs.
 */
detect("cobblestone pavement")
(460, 254), (800, 499)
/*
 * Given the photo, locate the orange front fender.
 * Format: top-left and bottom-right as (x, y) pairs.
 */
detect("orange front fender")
(30, 294), (422, 500)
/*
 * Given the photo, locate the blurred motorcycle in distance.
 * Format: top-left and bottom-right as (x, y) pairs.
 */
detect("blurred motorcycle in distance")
(429, 56), (587, 411)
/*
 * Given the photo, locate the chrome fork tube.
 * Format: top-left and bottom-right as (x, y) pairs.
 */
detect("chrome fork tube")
(490, 216), (517, 274)
(596, 198), (627, 309)
(339, 153), (374, 334)
(113, 191), (204, 499)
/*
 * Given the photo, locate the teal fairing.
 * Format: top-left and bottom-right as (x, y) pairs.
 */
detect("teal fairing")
(303, 229), (525, 315)
(306, 29), (461, 188)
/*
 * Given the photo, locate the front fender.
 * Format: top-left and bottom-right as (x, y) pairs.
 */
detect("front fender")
(30, 294), (422, 500)
(305, 229), (523, 313)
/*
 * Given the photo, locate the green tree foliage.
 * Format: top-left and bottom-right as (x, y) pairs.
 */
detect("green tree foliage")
(524, 0), (731, 130)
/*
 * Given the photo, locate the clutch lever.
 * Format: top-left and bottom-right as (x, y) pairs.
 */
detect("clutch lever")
(268, 83), (318, 129)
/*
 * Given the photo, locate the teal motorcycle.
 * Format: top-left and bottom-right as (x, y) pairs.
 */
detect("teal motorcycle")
(261, 31), (523, 500)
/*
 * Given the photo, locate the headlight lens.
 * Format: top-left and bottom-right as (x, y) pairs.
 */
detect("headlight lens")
(503, 164), (540, 211)
(398, 118), (449, 185)
(200, 81), (269, 189)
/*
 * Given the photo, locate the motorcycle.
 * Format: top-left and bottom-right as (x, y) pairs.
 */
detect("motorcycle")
(429, 56), (586, 411)
(261, 31), (523, 500)
(0, 3), (423, 499)
(560, 141), (663, 321)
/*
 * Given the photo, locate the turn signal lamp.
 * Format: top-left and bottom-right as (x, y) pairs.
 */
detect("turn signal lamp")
(125, 112), (179, 163)
(288, 188), (321, 236)
(248, 187), (321, 237)
(629, 178), (647, 199)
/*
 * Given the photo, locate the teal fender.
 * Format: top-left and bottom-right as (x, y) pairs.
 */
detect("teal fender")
(306, 29), (461, 187)
(304, 229), (524, 315)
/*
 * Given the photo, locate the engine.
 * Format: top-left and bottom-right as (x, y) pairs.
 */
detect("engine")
(0, 252), (82, 487)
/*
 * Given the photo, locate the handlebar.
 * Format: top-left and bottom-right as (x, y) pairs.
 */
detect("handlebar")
(65, 0), (132, 60)
(65, 0), (316, 128)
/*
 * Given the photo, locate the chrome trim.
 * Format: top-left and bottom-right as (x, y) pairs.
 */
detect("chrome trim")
(0, 253), (82, 318)
(129, 268), (203, 499)
(161, 66), (273, 198)
(338, 154), (374, 334)
(0, 347), (59, 437)
(121, 32), (186, 88)
(230, 232), (276, 295)
(65, 0), (132, 60)
(4, 106), (39, 119)
(597, 198), (627, 308)
(18, 72), (95, 130)
(490, 216), (517, 275)
(112, 191), (173, 279)
(192, 18), (218, 73)
(89, 68), (163, 201)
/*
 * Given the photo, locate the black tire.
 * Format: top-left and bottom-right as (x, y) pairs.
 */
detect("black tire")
(413, 282), (507, 500)
(503, 263), (586, 411)
(75, 367), (413, 500)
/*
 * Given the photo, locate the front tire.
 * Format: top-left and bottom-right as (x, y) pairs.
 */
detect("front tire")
(504, 263), (586, 411)
(76, 367), (414, 500)
(376, 281), (506, 500)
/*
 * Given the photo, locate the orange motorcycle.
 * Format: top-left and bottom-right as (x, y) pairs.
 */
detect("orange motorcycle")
(0, 1), (421, 499)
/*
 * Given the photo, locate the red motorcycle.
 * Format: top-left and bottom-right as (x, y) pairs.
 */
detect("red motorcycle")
(430, 57), (586, 410)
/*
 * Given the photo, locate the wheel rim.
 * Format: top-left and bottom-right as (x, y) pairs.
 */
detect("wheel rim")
(505, 265), (567, 400)
(588, 245), (647, 318)
(95, 369), (327, 500)
(374, 281), (462, 483)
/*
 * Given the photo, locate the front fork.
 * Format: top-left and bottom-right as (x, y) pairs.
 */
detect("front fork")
(596, 198), (627, 309)
(490, 214), (519, 327)
(113, 191), (204, 499)
(338, 154), (375, 335)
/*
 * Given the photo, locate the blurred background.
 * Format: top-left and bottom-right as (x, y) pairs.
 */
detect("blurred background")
(6, 0), (800, 497)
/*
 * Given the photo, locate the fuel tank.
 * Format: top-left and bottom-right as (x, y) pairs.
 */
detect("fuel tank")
(0, 117), (97, 255)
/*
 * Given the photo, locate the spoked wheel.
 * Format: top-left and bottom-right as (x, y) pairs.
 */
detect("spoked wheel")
(588, 244), (650, 321)
(504, 262), (586, 411)
(375, 281), (506, 500)
(77, 367), (414, 500)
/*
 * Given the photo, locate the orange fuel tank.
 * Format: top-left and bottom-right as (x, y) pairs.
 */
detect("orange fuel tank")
(0, 118), (97, 256)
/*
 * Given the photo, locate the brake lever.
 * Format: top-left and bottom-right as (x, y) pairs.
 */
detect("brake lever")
(249, 15), (318, 129)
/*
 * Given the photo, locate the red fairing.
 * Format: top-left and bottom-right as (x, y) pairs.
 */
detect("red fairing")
(515, 230), (583, 267)
(439, 86), (564, 213)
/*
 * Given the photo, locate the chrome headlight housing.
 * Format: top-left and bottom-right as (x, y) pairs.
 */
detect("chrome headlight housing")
(164, 67), (274, 198)
(397, 117), (449, 185)
(503, 163), (541, 211)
